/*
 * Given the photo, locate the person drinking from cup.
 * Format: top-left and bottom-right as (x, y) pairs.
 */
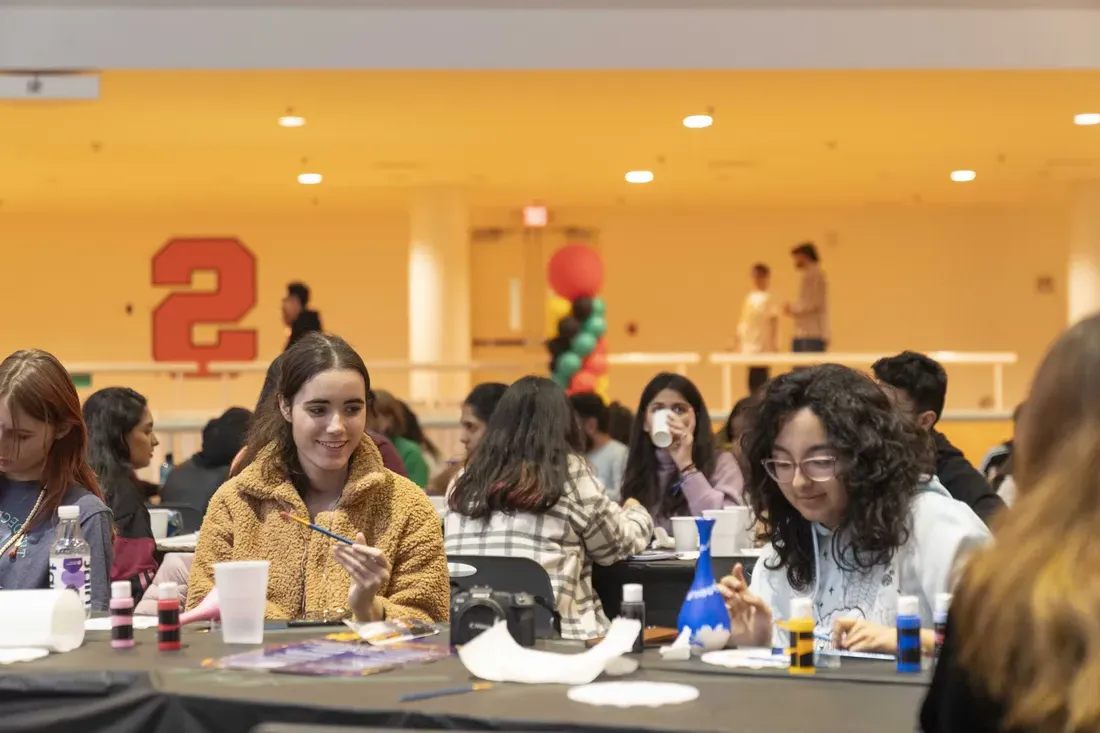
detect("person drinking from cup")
(0, 350), (113, 609)
(620, 373), (744, 532)
(186, 333), (449, 623)
(719, 364), (989, 653)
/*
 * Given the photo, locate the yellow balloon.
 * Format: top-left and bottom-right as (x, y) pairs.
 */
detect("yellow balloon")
(546, 296), (573, 338)
(594, 374), (610, 396)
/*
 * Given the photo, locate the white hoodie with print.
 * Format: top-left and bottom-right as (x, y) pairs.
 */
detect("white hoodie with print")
(748, 478), (991, 649)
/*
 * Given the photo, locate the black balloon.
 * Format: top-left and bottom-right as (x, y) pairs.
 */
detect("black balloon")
(572, 296), (594, 322)
(546, 336), (570, 358)
(557, 316), (582, 341)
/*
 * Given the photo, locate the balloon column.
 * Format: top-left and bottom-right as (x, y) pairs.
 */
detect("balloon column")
(545, 244), (609, 401)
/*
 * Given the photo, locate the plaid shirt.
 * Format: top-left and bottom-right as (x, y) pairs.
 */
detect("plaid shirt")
(444, 456), (654, 640)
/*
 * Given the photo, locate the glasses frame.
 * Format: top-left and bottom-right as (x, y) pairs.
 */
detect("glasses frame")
(761, 456), (839, 485)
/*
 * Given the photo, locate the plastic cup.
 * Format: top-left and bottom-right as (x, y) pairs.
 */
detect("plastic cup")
(672, 517), (698, 552)
(704, 508), (754, 553)
(148, 508), (171, 540)
(649, 409), (673, 449)
(213, 561), (269, 644)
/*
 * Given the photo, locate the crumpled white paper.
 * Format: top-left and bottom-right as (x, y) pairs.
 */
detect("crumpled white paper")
(457, 617), (641, 685)
(658, 628), (692, 661)
(85, 616), (159, 632)
(0, 648), (49, 664)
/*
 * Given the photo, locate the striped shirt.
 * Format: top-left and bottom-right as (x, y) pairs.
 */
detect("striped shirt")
(444, 456), (654, 640)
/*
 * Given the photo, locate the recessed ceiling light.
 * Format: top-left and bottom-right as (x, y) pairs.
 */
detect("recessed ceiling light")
(683, 114), (713, 129)
(1075, 113), (1100, 126)
(297, 173), (323, 185)
(950, 170), (976, 183)
(279, 115), (305, 128)
(625, 170), (654, 184)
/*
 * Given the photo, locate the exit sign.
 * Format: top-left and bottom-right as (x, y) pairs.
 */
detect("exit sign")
(523, 204), (548, 228)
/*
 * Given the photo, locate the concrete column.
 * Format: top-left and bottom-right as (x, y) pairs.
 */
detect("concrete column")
(1068, 183), (1100, 325)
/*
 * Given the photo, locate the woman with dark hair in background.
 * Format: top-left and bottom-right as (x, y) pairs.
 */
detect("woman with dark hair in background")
(0, 350), (113, 609)
(426, 382), (507, 495)
(605, 401), (634, 445)
(716, 395), (757, 460)
(620, 373), (743, 530)
(445, 376), (652, 640)
(398, 400), (443, 479)
(161, 406), (252, 516)
(188, 333), (447, 622)
(719, 364), (989, 653)
(370, 390), (428, 488)
(84, 386), (160, 592)
(922, 315), (1100, 733)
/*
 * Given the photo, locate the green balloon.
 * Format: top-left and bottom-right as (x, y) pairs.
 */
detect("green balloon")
(555, 351), (583, 379)
(551, 372), (570, 389)
(590, 297), (606, 318)
(571, 331), (597, 357)
(583, 314), (607, 338)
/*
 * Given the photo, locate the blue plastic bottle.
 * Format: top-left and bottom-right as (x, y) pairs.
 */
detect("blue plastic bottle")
(896, 595), (922, 673)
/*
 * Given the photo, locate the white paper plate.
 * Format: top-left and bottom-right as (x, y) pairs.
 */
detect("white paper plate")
(701, 648), (789, 670)
(567, 681), (700, 708)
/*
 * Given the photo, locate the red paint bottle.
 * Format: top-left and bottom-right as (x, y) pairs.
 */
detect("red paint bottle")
(157, 581), (181, 651)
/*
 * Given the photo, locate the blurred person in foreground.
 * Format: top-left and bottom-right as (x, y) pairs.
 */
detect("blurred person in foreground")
(922, 314), (1100, 733)
(872, 351), (1004, 526)
(160, 407), (252, 516)
(570, 392), (629, 503)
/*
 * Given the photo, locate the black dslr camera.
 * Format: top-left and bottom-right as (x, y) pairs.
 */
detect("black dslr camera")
(450, 586), (537, 647)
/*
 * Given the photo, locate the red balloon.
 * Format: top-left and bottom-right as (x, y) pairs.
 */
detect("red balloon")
(548, 244), (604, 300)
(582, 351), (608, 377)
(590, 339), (607, 358)
(568, 369), (598, 394)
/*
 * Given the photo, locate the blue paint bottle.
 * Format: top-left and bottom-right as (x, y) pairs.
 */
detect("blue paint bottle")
(896, 595), (922, 673)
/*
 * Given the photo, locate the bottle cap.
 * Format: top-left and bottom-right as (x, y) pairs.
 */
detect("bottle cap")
(622, 583), (643, 603)
(112, 581), (132, 600)
(57, 505), (79, 520)
(897, 595), (920, 617)
(158, 582), (178, 600)
(934, 592), (952, 615)
(790, 597), (813, 619)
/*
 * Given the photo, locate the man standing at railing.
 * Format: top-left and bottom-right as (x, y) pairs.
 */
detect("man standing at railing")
(784, 242), (829, 353)
(735, 263), (779, 393)
(283, 282), (323, 351)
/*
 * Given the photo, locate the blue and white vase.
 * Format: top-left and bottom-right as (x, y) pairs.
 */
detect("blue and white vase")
(676, 516), (731, 651)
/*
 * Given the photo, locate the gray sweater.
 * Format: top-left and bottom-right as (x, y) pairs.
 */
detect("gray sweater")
(0, 479), (114, 611)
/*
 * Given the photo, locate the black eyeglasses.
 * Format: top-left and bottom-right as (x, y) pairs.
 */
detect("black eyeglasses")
(762, 457), (838, 485)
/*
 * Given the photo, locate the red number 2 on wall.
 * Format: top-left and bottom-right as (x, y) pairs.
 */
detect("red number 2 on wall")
(152, 238), (258, 375)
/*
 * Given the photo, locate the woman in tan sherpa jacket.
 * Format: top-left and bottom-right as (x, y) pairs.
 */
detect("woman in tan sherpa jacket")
(186, 333), (449, 623)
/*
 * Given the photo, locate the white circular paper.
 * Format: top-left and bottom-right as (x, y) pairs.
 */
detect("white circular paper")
(567, 681), (700, 708)
(701, 648), (789, 670)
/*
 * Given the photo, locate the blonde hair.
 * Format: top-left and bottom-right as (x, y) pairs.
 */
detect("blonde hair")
(956, 314), (1100, 732)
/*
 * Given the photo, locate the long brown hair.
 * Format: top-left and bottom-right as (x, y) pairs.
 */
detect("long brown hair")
(0, 350), (104, 524)
(956, 313), (1100, 732)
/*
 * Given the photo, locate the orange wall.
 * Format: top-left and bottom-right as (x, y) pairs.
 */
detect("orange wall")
(0, 203), (1066, 420)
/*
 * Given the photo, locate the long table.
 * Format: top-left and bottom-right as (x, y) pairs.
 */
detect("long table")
(1, 626), (927, 733)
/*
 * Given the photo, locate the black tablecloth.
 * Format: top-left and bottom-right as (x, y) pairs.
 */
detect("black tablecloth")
(2, 625), (924, 733)
(593, 554), (758, 628)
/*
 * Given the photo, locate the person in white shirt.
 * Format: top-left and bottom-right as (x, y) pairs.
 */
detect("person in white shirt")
(719, 364), (989, 654)
(570, 392), (629, 502)
(735, 263), (779, 393)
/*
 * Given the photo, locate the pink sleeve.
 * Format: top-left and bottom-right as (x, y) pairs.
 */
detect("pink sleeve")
(680, 452), (746, 514)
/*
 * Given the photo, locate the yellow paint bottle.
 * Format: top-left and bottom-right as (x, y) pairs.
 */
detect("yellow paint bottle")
(787, 598), (816, 675)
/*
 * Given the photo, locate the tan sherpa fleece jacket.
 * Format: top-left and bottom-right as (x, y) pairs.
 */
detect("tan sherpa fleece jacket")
(186, 435), (449, 623)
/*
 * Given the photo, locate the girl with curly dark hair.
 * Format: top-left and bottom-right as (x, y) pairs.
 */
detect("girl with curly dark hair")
(718, 364), (989, 654)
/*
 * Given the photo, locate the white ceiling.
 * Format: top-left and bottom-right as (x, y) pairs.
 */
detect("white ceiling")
(4, 0), (1099, 7)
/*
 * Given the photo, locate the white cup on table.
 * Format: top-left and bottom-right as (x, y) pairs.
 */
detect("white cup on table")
(704, 508), (754, 556)
(214, 561), (269, 644)
(671, 517), (698, 552)
(148, 508), (172, 540)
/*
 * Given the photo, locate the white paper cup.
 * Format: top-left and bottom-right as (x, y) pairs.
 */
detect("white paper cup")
(704, 508), (755, 552)
(0, 589), (85, 652)
(148, 508), (172, 540)
(214, 561), (269, 644)
(649, 409), (673, 449)
(671, 517), (698, 552)
(710, 532), (738, 556)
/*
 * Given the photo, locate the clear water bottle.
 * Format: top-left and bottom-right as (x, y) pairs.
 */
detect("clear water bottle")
(49, 505), (92, 617)
(160, 452), (174, 485)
